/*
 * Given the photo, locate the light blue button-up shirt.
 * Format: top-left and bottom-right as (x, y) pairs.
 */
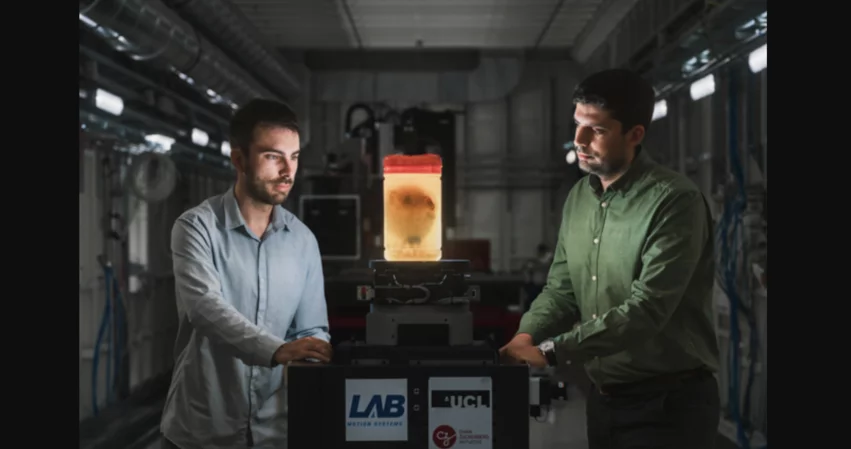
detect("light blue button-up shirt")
(160, 187), (330, 449)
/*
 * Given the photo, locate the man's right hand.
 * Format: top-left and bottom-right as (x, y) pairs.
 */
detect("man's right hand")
(274, 337), (333, 365)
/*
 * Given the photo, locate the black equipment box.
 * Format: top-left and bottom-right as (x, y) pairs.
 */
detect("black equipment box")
(333, 341), (498, 365)
(299, 194), (361, 260)
(287, 365), (530, 449)
(367, 260), (476, 304)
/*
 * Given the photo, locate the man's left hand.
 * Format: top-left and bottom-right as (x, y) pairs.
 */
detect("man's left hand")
(499, 343), (548, 368)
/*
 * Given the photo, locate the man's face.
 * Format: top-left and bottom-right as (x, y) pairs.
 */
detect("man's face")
(232, 125), (300, 206)
(573, 103), (643, 178)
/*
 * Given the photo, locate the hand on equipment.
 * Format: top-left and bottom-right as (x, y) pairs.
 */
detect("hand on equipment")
(498, 334), (547, 368)
(274, 336), (333, 365)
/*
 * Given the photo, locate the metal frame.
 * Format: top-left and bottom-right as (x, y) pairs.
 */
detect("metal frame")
(298, 194), (362, 261)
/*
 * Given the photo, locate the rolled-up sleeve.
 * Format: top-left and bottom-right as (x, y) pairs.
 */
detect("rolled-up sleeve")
(286, 234), (331, 342)
(172, 217), (286, 366)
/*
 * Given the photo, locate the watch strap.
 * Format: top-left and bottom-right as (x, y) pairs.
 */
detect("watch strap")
(543, 347), (557, 366)
(538, 340), (558, 367)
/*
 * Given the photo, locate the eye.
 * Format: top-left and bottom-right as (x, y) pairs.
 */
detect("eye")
(265, 154), (280, 161)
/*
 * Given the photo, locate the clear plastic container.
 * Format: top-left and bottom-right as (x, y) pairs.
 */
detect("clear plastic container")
(383, 154), (442, 261)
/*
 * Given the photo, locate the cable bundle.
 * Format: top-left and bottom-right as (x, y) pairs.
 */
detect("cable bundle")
(714, 66), (765, 449)
(90, 262), (126, 417)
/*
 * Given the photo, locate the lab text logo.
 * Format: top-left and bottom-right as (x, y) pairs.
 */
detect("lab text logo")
(344, 379), (408, 442)
(431, 390), (491, 408)
(349, 394), (406, 418)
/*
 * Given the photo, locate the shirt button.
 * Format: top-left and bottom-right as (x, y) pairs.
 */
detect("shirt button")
(593, 238), (599, 244)
(591, 275), (597, 281)
(592, 314), (598, 319)
(601, 202), (607, 208)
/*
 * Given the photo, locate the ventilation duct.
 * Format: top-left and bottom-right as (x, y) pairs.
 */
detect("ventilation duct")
(79, 0), (276, 108)
(163, 0), (301, 101)
(312, 56), (525, 103)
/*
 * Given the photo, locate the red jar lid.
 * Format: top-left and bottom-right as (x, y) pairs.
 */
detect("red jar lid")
(383, 153), (442, 174)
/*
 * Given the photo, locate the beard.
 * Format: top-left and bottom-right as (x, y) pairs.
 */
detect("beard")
(243, 166), (293, 206)
(576, 142), (630, 178)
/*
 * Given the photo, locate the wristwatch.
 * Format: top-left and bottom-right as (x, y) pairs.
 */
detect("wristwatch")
(537, 339), (558, 367)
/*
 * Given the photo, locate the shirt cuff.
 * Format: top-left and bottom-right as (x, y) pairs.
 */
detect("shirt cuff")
(257, 333), (287, 368)
(552, 336), (583, 368)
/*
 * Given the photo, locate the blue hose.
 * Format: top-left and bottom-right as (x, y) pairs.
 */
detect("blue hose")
(90, 262), (128, 417)
(714, 64), (766, 449)
(111, 273), (125, 397)
(725, 66), (749, 449)
(740, 64), (761, 433)
(91, 265), (113, 416)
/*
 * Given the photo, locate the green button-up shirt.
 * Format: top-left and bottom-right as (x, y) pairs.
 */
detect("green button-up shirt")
(516, 148), (719, 387)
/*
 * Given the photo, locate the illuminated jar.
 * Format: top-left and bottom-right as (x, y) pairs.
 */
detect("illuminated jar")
(383, 154), (442, 262)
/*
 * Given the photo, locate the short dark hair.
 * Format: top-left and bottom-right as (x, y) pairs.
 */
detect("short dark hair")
(229, 98), (300, 154)
(572, 69), (656, 135)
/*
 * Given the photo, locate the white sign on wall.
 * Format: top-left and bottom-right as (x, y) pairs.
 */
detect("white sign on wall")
(345, 378), (408, 442)
(428, 377), (493, 449)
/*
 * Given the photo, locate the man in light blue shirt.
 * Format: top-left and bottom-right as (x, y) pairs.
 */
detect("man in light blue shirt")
(160, 99), (333, 449)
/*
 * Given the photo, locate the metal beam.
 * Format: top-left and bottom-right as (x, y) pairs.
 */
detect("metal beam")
(304, 49), (480, 72)
(79, 45), (230, 130)
(571, 0), (641, 64)
(534, 0), (568, 49)
(340, 0), (363, 48)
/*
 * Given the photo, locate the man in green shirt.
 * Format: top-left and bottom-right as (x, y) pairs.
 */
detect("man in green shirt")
(500, 69), (721, 449)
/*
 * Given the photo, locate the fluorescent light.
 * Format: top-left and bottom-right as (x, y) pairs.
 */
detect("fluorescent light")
(221, 141), (232, 157)
(79, 13), (97, 28)
(191, 128), (209, 146)
(565, 149), (577, 164)
(748, 43), (767, 73)
(145, 134), (175, 152)
(689, 74), (716, 101)
(95, 89), (124, 116)
(652, 100), (667, 121)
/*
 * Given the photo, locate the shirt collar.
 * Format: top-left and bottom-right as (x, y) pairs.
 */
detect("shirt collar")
(589, 145), (654, 196)
(223, 185), (290, 232)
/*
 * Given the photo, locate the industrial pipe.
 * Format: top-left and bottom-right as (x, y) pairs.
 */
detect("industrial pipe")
(344, 103), (376, 137)
(162, 0), (301, 101)
(79, 0), (276, 107)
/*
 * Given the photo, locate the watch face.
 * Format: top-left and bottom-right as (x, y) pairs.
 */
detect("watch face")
(539, 340), (554, 352)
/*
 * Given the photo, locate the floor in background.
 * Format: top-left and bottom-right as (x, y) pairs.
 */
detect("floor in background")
(530, 383), (589, 449)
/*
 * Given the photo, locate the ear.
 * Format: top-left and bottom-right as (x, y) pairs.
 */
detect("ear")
(627, 125), (645, 146)
(231, 148), (246, 172)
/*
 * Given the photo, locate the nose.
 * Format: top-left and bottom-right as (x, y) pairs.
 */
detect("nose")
(280, 159), (294, 177)
(574, 126), (592, 147)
